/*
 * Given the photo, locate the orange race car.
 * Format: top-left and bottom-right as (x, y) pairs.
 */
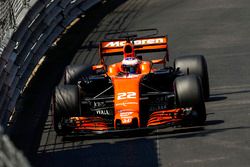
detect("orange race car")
(52, 29), (210, 135)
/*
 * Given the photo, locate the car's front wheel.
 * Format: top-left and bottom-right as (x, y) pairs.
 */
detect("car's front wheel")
(52, 85), (80, 135)
(174, 75), (206, 125)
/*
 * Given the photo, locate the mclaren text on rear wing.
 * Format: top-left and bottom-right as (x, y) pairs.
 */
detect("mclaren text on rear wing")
(100, 36), (168, 56)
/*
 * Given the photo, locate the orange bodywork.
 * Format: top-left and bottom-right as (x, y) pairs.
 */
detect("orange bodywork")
(107, 60), (150, 128)
(70, 117), (109, 131)
(66, 35), (184, 132)
(112, 74), (143, 127)
(68, 61), (183, 131)
(147, 109), (182, 126)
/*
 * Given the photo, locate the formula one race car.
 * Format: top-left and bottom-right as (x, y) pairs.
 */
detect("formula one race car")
(52, 29), (210, 135)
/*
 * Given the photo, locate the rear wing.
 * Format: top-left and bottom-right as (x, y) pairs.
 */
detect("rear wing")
(99, 36), (169, 64)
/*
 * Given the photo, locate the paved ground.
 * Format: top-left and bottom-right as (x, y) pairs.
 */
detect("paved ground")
(9, 0), (250, 166)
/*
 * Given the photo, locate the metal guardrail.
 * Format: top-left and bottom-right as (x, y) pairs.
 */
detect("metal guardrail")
(0, 126), (31, 167)
(0, 0), (102, 127)
(0, 0), (40, 125)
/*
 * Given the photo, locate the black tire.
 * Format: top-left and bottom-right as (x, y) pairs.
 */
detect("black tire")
(174, 55), (210, 100)
(174, 75), (206, 125)
(53, 85), (80, 135)
(64, 65), (94, 84)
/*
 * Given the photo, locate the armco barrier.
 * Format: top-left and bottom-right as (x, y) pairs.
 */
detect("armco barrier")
(0, 0), (102, 126)
(0, 126), (31, 167)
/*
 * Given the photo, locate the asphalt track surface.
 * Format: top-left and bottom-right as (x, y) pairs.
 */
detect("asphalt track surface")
(9, 0), (250, 167)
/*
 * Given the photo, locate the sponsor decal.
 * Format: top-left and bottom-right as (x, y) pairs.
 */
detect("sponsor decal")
(104, 38), (165, 48)
(93, 102), (105, 108)
(117, 92), (136, 100)
(118, 111), (134, 124)
(117, 109), (132, 112)
(118, 74), (138, 78)
(119, 111), (133, 117)
(122, 118), (132, 124)
(115, 101), (138, 107)
(96, 109), (111, 115)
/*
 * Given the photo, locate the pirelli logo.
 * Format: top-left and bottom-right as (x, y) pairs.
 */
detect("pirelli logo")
(103, 37), (167, 48)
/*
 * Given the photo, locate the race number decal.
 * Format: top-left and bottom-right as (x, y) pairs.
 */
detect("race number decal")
(122, 118), (132, 124)
(117, 92), (136, 100)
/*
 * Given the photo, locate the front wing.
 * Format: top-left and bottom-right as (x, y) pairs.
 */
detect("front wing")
(62, 108), (186, 135)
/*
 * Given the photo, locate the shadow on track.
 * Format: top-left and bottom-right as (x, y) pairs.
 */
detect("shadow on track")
(207, 95), (227, 102)
(34, 119), (242, 167)
(212, 89), (250, 96)
(34, 120), (227, 167)
(35, 138), (159, 167)
(156, 126), (250, 140)
(205, 119), (224, 126)
(34, 117), (234, 167)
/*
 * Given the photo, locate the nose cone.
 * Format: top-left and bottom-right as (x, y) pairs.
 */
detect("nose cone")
(113, 75), (143, 128)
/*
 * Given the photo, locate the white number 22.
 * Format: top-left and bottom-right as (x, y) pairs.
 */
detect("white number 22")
(117, 92), (136, 100)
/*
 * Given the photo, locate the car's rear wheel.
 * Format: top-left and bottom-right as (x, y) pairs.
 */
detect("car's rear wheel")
(174, 75), (206, 125)
(174, 55), (210, 100)
(53, 85), (80, 135)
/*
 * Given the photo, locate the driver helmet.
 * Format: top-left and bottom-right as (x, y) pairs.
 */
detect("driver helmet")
(121, 57), (140, 74)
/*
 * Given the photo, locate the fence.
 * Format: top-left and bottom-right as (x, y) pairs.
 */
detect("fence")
(0, 0), (28, 51)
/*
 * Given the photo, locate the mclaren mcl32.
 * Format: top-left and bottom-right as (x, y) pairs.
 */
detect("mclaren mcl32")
(52, 29), (210, 135)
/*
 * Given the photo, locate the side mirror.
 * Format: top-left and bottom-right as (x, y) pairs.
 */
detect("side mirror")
(92, 64), (107, 74)
(92, 64), (105, 70)
(151, 59), (165, 64)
